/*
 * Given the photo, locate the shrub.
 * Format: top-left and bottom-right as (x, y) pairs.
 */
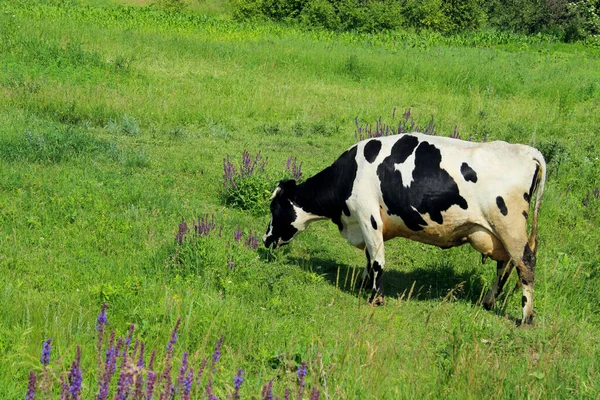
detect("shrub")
(222, 150), (272, 215)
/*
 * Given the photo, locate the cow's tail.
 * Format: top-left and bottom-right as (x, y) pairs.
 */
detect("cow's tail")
(528, 150), (546, 254)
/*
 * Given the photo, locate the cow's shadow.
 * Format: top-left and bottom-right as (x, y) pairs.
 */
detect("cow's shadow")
(288, 255), (489, 305)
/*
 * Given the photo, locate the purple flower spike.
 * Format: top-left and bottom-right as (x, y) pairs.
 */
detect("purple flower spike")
(594, 187), (599, 199)
(26, 370), (36, 400)
(284, 387), (290, 400)
(244, 229), (259, 250)
(176, 217), (188, 244)
(233, 369), (244, 400)
(178, 351), (189, 389)
(234, 225), (243, 242)
(41, 338), (52, 366)
(261, 379), (273, 400)
(167, 318), (181, 355)
(196, 358), (207, 385)
(310, 386), (320, 400)
(182, 368), (194, 400)
(146, 371), (157, 400)
(68, 346), (82, 399)
(96, 303), (108, 332)
(212, 334), (224, 367)
(297, 361), (307, 399)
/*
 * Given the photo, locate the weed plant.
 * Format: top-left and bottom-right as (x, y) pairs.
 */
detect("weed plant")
(25, 304), (320, 399)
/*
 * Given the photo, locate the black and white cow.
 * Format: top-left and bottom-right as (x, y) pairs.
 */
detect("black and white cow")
(263, 133), (546, 324)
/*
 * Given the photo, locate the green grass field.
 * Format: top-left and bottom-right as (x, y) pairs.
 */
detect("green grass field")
(1, 0), (599, 398)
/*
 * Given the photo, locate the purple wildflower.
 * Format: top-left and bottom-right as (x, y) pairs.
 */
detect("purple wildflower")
(26, 370), (36, 400)
(176, 217), (188, 244)
(233, 369), (243, 400)
(68, 346), (82, 399)
(96, 303), (108, 332)
(146, 371), (157, 400)
(182, 368), (194, 400)
(194, 214), (217, 237)
(244, 229), (259, 250)
(167, 318), (181, 355)
(136, 342), (145, 368)
(284, 387), (290, 400)
(206, 377), (217, 400)
(60, 375), (69, 400)
(196, 358), (207, 385)
(178, 351), (189, 389)
(285, 157), (303, 181)
(212, 334), (224, 368)
(41, 338), (52, 366)
(234, 225), (243, 242)
(297, 362), (307, 399)
(423, 117), (435, 135)
(224, 155), (237, 188)
(403, 108), (411, 121)
(450, 126), (460, 139)
(261, 379), (273, 400)
(594, 187), (599, 199)
(124, 323), (135, 351)
(310, 386), (320, 400)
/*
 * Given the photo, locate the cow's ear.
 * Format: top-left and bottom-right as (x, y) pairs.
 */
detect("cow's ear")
(278, 179), (297, 198)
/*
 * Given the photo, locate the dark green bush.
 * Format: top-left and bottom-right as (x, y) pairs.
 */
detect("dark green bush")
(231, 0), (599, 40)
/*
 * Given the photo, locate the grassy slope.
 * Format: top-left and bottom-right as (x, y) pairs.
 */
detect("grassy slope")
(1, 0), (599, 398)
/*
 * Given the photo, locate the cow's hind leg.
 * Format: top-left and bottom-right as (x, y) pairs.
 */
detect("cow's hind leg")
(468, 227), (512, 310)
(483, 260), (514, 310)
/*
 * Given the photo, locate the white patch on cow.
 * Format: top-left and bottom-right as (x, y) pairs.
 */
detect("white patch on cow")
(394, 151), (416, 188)
(263, 218), (273, 243)
(269, 187), (281, 200)
(291, 204), (326, 233)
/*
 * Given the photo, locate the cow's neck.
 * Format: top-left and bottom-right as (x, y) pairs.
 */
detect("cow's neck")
(293, 166), (355, 230)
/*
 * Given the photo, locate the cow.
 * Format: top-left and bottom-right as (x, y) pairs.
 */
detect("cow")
(263, 133), (546, 325)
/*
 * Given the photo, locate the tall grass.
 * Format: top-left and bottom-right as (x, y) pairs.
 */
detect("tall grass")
(1, 0), (599, 398)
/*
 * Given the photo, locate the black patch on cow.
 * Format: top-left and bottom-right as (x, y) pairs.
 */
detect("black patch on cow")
(460, 162), (478, 183)
(523, 243), (536, 272)
(364, 139), (382, 163)
(496, 196), (508, 216)
(294, 146), (358, 230)
(342, 203), (351, 217)
(522, 210), (528, 219)
(377, 136), (468, 231)
(265, 187), (298, 248)
(526, 164), (540, 203)
(370, 215), (377, 230)
(523, 192), (530, 202)
(365, 260), (385, 302)
(522, 296), (527, 307)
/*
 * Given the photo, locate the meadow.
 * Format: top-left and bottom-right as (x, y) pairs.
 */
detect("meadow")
(1, 0), (599, 398)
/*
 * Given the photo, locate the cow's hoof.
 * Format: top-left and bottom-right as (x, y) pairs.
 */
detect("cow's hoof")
(369, 295), (386, 306)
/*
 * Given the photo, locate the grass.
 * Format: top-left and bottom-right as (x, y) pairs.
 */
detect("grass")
(1, 0), (600, 398)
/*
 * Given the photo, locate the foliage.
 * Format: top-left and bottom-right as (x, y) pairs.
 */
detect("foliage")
(231, 0), (600, 40)
(1, 1), (600, 398)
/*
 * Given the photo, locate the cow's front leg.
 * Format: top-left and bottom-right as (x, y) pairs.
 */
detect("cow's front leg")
(360, 216), (386, 306)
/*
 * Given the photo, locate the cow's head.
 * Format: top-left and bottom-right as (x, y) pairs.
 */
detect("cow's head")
(263, 180), (302, 249)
